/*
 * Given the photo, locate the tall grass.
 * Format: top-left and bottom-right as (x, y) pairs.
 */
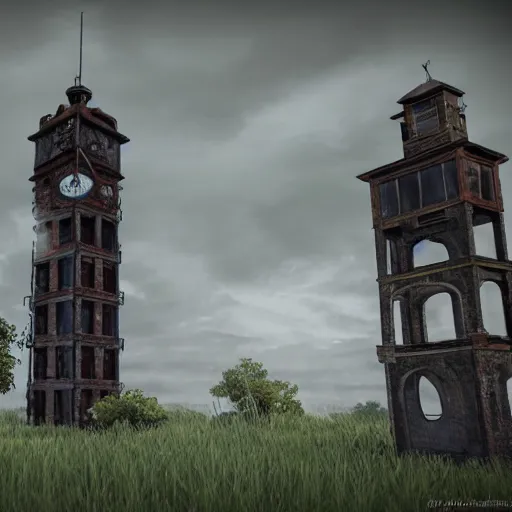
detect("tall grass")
(0, 409), (510, 512)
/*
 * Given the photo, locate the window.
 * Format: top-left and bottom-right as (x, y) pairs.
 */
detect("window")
(398, 173), (420, 213)
(35, 221), (52, 255)
(54, 390), (73, 426)
(420, 165), (445, 207)
(56, 346), (73, 379)
(103, 349), (117, 380)
(81, 347), (96, 379)
(33, 390), (46, 425)
(480, 166), (495, 202)
(102, 304), (117, 336)
(378, 160), (458, 219)
(412, 98), (439, 136)
(100, 390), (110, 399)
(56, 300), (73, 335)
(80, 258), (95, 288)
(35, 263), (50, 295)
(466, 162), (495, 202)
(80, 389), (93, 424)
(101, 219), (116, 251)
(58, 256), (73, 290)
(59, 217), (72, 245)
(35, 305), (48, 335)
(80, 216), (95, 246)
(379, 181), (399, 219)
(103, 263), (117, 294)
(81, 300), (94, 334)
(34, 348), (47, 379)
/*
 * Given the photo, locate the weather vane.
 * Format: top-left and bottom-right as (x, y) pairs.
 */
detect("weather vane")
(74, 12), (84, 86)
(422, 60), (432, 82)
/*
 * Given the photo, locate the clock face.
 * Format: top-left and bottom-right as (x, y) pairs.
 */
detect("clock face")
(59, 173), (94, 199)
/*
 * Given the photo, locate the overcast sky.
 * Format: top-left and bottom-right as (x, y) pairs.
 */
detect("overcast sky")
(0, 0), (511, 414)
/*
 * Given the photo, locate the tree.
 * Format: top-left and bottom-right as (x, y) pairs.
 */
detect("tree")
(209, 358), (304, 418)
(352, 400), (387, 417)
(0, 316), (21, 395)
(90, 389), (168, 428)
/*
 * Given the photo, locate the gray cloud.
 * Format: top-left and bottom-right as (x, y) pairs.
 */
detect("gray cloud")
(1, 1), (511, 414)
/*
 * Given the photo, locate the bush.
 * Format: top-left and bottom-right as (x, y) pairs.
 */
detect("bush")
(90, 389), (168, 429)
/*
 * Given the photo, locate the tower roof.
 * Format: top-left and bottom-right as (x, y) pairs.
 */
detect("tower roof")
(397, 79), (465, 105)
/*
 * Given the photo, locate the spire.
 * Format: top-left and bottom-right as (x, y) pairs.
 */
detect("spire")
(66, 12), (92, 105)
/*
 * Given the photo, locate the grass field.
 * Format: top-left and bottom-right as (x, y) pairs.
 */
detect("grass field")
(0, 409), (511, 512)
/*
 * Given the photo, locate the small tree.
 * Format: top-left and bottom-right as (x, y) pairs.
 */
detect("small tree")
(0, 316), (21, 395)
(90, 389), (168, 428)
(352, 400), (387, 417)
(210, 358), (304, 418)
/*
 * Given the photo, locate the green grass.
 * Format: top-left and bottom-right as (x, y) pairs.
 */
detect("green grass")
(0, 409), (511, 512)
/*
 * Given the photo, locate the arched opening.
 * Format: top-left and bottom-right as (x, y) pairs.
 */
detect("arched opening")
(474, 220), (497, 259)
(424, 292), (456, 342)
(393, 300), (403, 344)
(480, 281), (507, 336)
(418, 375), (442, 421)
(413, 240), (449, 268)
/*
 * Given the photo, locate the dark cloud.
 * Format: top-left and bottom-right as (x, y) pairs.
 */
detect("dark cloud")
(1, 1), (511, 412)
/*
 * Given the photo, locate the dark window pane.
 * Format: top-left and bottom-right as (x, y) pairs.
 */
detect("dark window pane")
(413, 99), (439, 136)
(480, 166), (495, 202)
(379, 181), (399, 218)
(400, 122), (409, 142)
(420, 164), (445, 207)
(101, 220), (116, 251)
(59, 218), (72, 245)
(398, 173), (420, 213)
(443, 159), (459, 199)
(58, 256), (74, 290)
(81, 301), (94, 334)
(467, 165), (480, 197)
(56, 300), (73, 335)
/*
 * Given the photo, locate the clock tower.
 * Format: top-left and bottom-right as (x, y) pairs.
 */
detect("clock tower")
(25, 80), (129, 426)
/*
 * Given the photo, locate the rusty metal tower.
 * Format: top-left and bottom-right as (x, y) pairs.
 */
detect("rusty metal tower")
(25, 14), (130, 425)
(357, 69), (512, 459)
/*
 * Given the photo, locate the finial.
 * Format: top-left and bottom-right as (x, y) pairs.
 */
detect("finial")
(66, 12), (92, 105)
(422, 60), (432, 82)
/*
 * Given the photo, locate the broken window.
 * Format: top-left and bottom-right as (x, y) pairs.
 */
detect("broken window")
(35, 221), (52, 255)
(443, 159), (459, 199)
(418, 376), (443, 421)
(35, 263), (50, 295)
(398, 172), (420, 213)
(80, 216), (96, 246)
(33, 390), (46, 426)
(80, 258), (95, 288)
(59, 217), (72, 245)
(400, 122), (409, 143)
(412, 98), (439, 136)
(480, 166), (495, 202)
(103, 349), (117, 380)
(102, 304), (117, 337)
(81, 300), (95, 334)
(54, 390), (73, 426)
(80, 389), (94, 425)
(56, 300), (73, 335)
(58, 256), (73, 290)
(467, 165), (480, 197)
(420, 164), (444, 207)
(81, 347), (96, 379)
(35, 305), (48, 335)
(56, 346), (73, 379)
(33, 347), (47, 379)
(103, 262), (117, 294)
(379, 181), (399, 219)
(101, 219), (116, 251)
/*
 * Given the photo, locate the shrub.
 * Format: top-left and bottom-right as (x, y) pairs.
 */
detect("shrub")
(90, 389), (168, 429)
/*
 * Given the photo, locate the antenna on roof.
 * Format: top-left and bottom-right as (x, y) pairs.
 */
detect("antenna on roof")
(422, 60), (432, 82)
(74, 12), (84, 86)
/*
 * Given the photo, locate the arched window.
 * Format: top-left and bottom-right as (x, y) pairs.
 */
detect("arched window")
(418, 375), (442, 421)
(424, 292), (456, 342)
(480, 281), (507, 336)
(413, 240), (448, 268)
(474, 220), (497, 259)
